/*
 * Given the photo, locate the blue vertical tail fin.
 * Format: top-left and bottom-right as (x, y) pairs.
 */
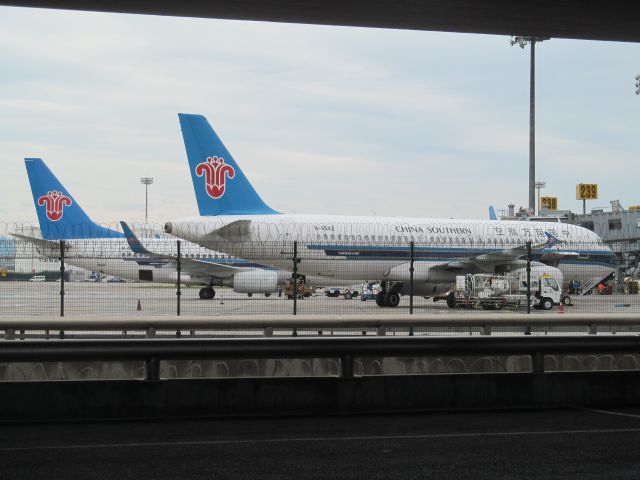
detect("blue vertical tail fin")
(25, 158), (123, 240)
(178, 113), (279, 216)
(489, 206), (498, 220)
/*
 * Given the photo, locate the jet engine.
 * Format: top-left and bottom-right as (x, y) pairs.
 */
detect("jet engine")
(232, 269), (280, 294)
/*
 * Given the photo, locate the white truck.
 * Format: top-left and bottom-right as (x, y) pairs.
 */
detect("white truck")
(444, 271), (571, 310)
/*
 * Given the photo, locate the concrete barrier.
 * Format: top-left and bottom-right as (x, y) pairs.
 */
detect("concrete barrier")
(2, 371), (640, 421)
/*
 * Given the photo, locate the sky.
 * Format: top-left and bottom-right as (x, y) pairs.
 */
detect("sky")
(1, 6), (638, 228)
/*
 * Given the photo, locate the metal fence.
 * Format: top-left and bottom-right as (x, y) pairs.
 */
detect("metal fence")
(1, 222), (638, 317)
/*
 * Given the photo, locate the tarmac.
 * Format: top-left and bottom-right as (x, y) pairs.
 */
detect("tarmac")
(0, 281), (639, 317)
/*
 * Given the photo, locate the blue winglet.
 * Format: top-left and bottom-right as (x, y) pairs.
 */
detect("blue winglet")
(178, 113), (280, 216)
(120, 221), (151, 255)
(25, 158), (123, 240)
(544, 231), (561, 246)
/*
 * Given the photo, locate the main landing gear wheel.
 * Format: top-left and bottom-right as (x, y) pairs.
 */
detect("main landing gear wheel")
(385, 292), (401, 308)
(199, 287), (215, 300)
(376, 291), (400, 307)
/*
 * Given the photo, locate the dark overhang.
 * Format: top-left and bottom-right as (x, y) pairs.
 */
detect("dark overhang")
(1, 0), (639, 43)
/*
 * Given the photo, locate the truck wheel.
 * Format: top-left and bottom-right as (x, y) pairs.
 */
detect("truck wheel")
(542, 298), (553, 310)
(446, 292), (456, 309)
(562, 296), (572, 306)
(344, 292), (352, 300)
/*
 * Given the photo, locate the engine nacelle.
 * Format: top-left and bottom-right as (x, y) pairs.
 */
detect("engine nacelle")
(232, 269), (279, 294)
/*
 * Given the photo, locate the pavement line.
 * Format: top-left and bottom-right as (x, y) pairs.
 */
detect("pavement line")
(2, 427), (640, 452)
(574, 406), (640, 420)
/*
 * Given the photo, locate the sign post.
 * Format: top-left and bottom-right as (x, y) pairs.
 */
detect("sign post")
(576, 184), (598, 214)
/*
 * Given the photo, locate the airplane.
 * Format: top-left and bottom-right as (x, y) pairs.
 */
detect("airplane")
(164, 113), (617, 308)
(119, 220), (292, 298)
(16, 158), (288, 299)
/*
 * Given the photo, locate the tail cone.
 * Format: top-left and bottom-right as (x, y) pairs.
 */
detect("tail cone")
(137, 299), (142, 311)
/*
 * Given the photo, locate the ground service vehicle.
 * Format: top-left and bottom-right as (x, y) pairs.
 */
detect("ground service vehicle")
(444, 272), (570, 310)
(284, 279), (314, 299)
(325, 286), (360, 300)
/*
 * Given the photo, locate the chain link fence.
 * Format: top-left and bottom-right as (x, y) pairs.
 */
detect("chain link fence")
(0, 221), (638, 317)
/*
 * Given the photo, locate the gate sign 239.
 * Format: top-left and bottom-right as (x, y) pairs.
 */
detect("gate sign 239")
(576, 184), (598, 200)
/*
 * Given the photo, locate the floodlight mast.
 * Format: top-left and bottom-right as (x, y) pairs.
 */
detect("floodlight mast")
(510, 35), (549, 214)
(140, 177), (154, 224)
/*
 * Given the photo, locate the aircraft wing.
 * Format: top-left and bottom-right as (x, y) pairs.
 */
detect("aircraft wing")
(430, 232), (575, 272)
(177, 257), (241, 279)
(10, 233), (62, 256)
(120, 221), (241, 281)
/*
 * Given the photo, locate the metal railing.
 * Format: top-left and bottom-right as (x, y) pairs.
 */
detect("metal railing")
(3, 313), (640, 339)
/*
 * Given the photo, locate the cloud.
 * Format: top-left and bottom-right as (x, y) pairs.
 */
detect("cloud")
(0, 7), (638, 226)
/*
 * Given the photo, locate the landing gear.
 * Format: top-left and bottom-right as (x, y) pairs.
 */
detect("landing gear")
(385, 291), (400, 307)
(375, 285), (401, 308)
(199, 286), (215, 300)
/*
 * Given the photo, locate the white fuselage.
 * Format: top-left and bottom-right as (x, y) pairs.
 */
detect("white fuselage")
(27, 236), (242, 285)
(166, 214), (616, 294)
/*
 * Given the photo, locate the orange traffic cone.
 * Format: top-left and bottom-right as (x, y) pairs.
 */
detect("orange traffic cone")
(137, 299), (142, 311)
(559, 302), (564, 314)
(220, 296), (224, 305)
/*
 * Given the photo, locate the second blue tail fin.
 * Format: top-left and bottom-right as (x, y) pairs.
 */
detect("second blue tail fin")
(25, 158), (123, 240)
(178, 113), (279, 216)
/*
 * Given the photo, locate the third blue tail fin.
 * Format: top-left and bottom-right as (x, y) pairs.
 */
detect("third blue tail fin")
(25, 158), (122, 240)
(178, 113), (279, 216)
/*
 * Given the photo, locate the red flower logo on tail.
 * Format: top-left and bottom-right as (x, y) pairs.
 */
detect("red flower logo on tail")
(37, 190), (72, 221)
(195, 156), (235, 199)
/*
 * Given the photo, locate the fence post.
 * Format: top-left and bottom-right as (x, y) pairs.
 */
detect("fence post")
(59, 240), (65, 318)
(293, 240), (298, 316)
(409, 241), (415, 315)
(176, 240), (181, 316)
(526, 241), (531, 316)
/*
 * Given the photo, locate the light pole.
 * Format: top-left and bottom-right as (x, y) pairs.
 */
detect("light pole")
(535, 181), (546, 215)
(140, 177), (154, 224)
(511, 35), (548, 214)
